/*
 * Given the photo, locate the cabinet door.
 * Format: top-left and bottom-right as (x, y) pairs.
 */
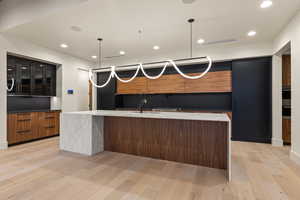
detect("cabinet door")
(232, 57), (272, 143)
(7, 113), (37, 145)
(44, 65), (56, 96)
(282, 118), (291, 144)
(31, 62), (45, 95)
(97, 72), (116, 109)
(7, 56), (17, 95)
(117, 77), (147, 94)
(37, 112), (59, 137)
(16, 59), (31, 95)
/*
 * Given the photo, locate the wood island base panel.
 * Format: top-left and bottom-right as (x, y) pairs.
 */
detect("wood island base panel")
(104, 117), (228, 169)
(60, 110), (231, 180)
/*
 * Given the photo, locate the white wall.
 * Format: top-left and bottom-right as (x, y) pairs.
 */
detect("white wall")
(77, 69), (90, 111)
(0, 42), (7, 150)
(271, 54), (283, 146)
(273, 10), (300, 164)
(0, 34), (94, 149)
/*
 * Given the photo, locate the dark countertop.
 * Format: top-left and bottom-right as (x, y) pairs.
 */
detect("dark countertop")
(7, 109), (61, 114)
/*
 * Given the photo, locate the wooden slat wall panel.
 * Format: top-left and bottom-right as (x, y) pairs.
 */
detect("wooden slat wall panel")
(104, 116), (228, 169)
(116, 71), (232, 94)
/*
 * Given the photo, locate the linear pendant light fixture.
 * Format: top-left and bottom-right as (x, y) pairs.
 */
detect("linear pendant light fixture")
(89, 19), (212, 88)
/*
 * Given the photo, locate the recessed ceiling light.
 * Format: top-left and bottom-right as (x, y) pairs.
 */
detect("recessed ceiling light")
(60, 44), (68, 48)
(260, 0), (273, 8)
(197, 39), (205, 44)
(119, 51), (126, 55)
(91, 55), (97, 59)
(182, 0), (196, 4)
(153, 45), (160, 50)
(70, 26), (82, 32)
(247, 31), (257, 37)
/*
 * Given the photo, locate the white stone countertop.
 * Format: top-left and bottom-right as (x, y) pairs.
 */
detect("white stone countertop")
(62, 110), (231, 122)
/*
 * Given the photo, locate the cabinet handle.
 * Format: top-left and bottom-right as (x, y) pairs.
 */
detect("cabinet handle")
(17, 113), (31, 116)
(45, 126), (55, 129)
(17, 130), (31, 134)
(17, 119), (31, 122)
(45, 117), (55, 119)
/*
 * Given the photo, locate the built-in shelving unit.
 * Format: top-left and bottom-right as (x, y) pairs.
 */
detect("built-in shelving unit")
(7, 54), (57, 96)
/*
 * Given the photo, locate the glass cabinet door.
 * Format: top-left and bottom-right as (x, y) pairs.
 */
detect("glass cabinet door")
(17, 59), (31, 95)
(31, 62), (45, 95)
(7, 57), (17, 95)
(44, 65), (56, 96)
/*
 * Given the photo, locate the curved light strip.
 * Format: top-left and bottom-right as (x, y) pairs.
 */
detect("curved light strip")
(113, 65), (141, 83)
(88, 69), (113, 88)
(88, 56), (213, 88)
(169, 56), (212, 79)
(6, 78), (15, 92)
(140, 62), (169, 79)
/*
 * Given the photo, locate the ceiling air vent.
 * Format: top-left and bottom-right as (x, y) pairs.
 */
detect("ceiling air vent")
(203, 39), (238, 46)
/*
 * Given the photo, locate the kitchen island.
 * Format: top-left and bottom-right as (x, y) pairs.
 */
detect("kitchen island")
(60, 110), (231, 180)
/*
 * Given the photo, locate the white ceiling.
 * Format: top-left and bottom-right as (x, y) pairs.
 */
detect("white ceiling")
(3, 0), (300, 63)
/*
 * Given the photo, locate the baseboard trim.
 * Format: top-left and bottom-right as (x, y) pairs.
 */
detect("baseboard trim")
(231, 137), (271, 144)
(0, 141), (8, 150)
(290, 150), (300, 166)
(272, 138), (283, 147)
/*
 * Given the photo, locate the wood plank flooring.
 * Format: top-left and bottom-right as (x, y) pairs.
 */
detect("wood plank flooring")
(0, 137), (300, 200)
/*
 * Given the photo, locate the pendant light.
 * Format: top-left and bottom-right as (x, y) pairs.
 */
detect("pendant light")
(89, 19), (212, 88)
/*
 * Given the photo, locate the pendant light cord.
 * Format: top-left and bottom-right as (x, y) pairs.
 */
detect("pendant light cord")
(190, 20), (193, 58)
(188, 18), (195, 58)
(98, 38), (102, 68)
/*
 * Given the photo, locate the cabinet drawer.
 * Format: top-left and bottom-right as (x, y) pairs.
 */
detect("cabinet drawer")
(16, 113), (32, 120)
(43, 126), (58, 136)
(38, 112), (60, 137)
(44, 112), (57, 118)
(16, 121), (33, 131)
(7, 111), (60, 145)
(16, 129), (34, 142)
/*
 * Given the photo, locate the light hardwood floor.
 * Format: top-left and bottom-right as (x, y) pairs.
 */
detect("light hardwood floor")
(0, 137), (300, 200)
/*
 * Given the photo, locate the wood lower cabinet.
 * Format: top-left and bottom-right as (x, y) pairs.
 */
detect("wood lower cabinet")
(282, 118), (291, 144)
(37, 112), (60, 138)
(7, 111), (60, 145)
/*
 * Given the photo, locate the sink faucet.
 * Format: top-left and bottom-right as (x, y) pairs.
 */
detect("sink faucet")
(138, 98), (148, 113)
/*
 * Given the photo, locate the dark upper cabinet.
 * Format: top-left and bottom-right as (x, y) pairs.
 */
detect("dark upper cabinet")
(97, 72), (116, 110)
(7, 55), (56, 96)
(44, 64), (56, 96)
(7, 57), (17, 95)
(31, 61), (45, 95)
(17, 58), (31, 95)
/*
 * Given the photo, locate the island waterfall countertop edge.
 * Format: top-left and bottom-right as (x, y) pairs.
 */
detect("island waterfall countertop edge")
(61, 110), (231, 122)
